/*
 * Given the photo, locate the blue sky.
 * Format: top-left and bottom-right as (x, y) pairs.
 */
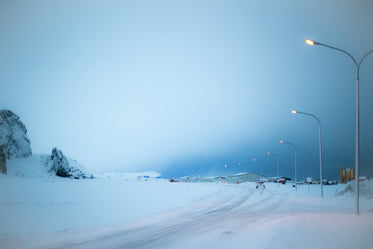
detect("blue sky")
(1, 0), (372, 179)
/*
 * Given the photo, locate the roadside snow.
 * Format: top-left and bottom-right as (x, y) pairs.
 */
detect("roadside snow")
(336, 179), (373, 198)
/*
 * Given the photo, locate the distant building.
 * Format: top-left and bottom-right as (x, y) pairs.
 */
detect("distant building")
(178, 172), (263, 184)
(227, 172), (263, 183)
(199, 176), (228, 183)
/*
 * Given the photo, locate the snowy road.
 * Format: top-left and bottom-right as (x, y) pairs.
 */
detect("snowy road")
(5, 182), (373, 249)
(32, 185), (275, 249)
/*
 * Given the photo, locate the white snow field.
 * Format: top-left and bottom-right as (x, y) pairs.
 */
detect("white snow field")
(1, 160), (373, 249)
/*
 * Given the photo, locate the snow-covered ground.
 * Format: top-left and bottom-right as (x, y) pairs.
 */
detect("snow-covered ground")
(1, 161), (373, 249)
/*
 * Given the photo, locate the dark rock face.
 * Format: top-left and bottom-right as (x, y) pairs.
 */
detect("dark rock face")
(0, 110), (32, 159)
(0, 145), (6, 174)
(46, 147), (93, 179)
(47, 147), (72, 177)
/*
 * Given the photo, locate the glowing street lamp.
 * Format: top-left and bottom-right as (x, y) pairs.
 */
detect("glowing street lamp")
(253, 158), (263, 176)
(292, 110), (323, 198)
(267, 152), (280, 188)
(280, 140), (297, 191)
(305, 39), (321, 46)
(266, 152), (280, 178)
(305, 38), (373, 214)
(305, 39), (314, 46)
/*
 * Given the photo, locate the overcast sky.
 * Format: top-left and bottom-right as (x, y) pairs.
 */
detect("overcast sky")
(1, 0), (372, 179)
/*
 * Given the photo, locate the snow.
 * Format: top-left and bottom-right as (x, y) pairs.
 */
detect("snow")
(336, 179), (373, 198)
(96, 171), (162, 180)
(1, 160), (373, 249)
(6, 154), (92, 179)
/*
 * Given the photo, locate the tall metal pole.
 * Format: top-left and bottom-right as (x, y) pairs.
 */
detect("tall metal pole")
(276, 158), (279, 177)
(267, 152), (280, 187)
(266, 152), (280, 177)
(305, 39), (373, 214)
(292, 110), (323, 198)
(253, 158), (263, 176)
(280, 140), (297, 191)
(355, 68), (360, 214)
(318, 120), (323, 196)
(295, 148), (297, 191)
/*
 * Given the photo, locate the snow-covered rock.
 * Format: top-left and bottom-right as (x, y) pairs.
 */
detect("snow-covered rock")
(6, 153), (93, 179)
(0, 110), (92, 179)
(0, 110), (32, 159)
(46, 147), (93, 179)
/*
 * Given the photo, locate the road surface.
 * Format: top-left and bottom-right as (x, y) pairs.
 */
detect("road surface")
(22, 184), (373, 249)
(28, 185), (287, 249)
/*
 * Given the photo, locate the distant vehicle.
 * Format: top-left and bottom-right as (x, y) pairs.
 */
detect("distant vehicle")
(256, 180), (265, 189)
(267, 177), (287, 184)
(169, 178), (179, 183)
(325, 180), (338, 185)
(276, 178), (286, 184)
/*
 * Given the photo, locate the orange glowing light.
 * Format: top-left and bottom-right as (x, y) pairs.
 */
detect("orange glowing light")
(305, 39), (315, 46)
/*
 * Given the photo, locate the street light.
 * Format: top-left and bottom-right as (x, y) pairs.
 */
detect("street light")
(292, 110), (323, 198)
(267, 152), (280, 188)
(253, 158), (263, 176)
(280, 140), (297, 191)
(305, 38), (373, 214)
(266, 152), (280, 178)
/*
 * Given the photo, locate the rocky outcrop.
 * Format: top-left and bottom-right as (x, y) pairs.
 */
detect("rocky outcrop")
(0, 145), (6, 174)
(47, 147), (71, 177)
(0, 110), (92, 179)
(46, 147), (93, 179)
(0, 110), (32, 159)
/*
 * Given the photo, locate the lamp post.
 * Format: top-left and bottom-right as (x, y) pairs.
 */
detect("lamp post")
(266, 152), (280, 178)
(280, 140), (297, 191)
(267, 152), (280, 188)
(253, 158), (263, 176)
(292, 110), (323, 198)
(305, 39), (373, 214)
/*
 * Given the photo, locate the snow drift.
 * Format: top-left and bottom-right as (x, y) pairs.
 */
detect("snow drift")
(336, 179), (373, 198)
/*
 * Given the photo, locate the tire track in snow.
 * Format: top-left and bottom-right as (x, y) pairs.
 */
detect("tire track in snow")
(32, 185), (289, 249)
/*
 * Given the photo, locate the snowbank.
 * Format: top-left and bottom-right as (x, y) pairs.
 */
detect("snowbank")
(336, 179), (373, 198)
